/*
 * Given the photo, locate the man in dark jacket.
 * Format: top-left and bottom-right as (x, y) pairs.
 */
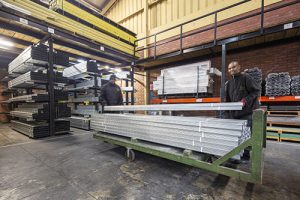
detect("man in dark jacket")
(225, 61), (261, 125)
(225, 61), (261, 162)
(100, 74), (123, 106)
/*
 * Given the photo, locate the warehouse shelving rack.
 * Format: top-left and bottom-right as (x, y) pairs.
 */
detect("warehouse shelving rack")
(7, 35), (71, 138)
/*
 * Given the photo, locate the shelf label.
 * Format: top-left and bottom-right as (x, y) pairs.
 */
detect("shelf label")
(162, 99), (167, 103)
(48, 27), (55, 34)
(295, 96), (300, 99)
(100, 46), (105, 51)
(196, 98), (203, 102)
(284, 23), (293, 30)
(19, 18), (28, 25)
(269, 97), (275, 100)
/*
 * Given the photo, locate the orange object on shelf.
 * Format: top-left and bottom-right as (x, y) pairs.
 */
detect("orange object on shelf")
(151, 96), (300, 104)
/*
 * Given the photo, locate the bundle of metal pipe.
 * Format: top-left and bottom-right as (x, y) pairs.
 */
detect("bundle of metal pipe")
(265, 72), (291, 96)
(11, 120), (70, 138)
(69, 116), (90, 130)
(104, 102), (243, 112)
(291, 76), (300, 96)
(244, 67), (262, 89)
(91, 114), (250, 159)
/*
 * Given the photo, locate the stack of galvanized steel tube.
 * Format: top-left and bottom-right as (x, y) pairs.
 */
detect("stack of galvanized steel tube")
(265, 72), (291, 96)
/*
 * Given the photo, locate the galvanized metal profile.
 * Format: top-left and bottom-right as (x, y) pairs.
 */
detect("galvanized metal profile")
(90, 113), (250, 159)
(104, 102), (243, 111)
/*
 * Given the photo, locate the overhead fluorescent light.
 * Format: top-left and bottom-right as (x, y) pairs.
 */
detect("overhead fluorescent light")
(0, 38), (14, 47)
(104, 66), (110, 69)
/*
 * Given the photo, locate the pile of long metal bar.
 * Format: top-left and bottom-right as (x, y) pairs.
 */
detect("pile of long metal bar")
(291, 76), (300, 96)
(69, 116), (90, 130)
(8, 44), (69, 74)
(8, 90), (68, 102)
(104, 102), (243, 112)
(153, 61), (216, 95)
(91, 114), (250, 159)
(63, 61), (99, 79)
(266, 72), (291, 96)
(65, 77), (101, 91)
(10, 103), (71, 121)
(8, 71), (68, 88)
(11, 120), (70, 138)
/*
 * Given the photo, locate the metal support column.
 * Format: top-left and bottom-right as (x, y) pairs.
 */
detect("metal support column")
(130, 66), (134, 105)
(48, 36), (55, 136)
(220, 44), (226, 102)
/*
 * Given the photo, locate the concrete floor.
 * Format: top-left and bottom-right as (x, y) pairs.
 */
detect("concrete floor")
(0, 123), (299, 200)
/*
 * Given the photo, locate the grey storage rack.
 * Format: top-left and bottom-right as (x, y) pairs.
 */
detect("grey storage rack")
(8, 36), (71, 138)
(64, 60), (103, 130)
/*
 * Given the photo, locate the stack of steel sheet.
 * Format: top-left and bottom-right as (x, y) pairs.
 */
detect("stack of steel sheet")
(8, 71), (47, 88)
(11, 120), (70, 138)
(8, 45), (49, 74)
(65, 77), (101, 91)
(11, 103), (50, 121)
(8, 90), (68, 102)
(153, 61), (216, 95)
(291, 76), (300, 96)
(91, 114), (250, 159)
(72, 105), (98, 115)
(265, 72), (291, 96)
(69, 116), (90, 130)
(8, 71), (68, 88)
(244, 67), (262, 89)
(8, 44), (69, 74)
(11, 120), (50, 138)
(10, 103), (71, 120)
(63, 61), (98, 79)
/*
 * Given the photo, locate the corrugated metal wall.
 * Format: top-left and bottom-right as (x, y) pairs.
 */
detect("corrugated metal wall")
(106, 0), (281, 42)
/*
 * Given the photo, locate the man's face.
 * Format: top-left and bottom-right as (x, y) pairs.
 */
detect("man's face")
(109, 79), (116, 84)
(228, 62), (241, 76)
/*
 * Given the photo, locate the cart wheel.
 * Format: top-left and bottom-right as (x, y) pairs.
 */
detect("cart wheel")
(125, 148), (135, 161)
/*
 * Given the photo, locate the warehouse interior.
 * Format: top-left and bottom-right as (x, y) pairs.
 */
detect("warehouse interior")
(0, 0), (299, 199)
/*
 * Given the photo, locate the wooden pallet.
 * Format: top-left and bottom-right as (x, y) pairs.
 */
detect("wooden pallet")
(266, 132), (280, 141)
(280, 133), (300, 142)
(267, 110), (300, 117)
(266, 126), (300, 134)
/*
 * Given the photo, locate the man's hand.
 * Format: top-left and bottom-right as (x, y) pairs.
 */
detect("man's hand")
(241, 98), (246, 107)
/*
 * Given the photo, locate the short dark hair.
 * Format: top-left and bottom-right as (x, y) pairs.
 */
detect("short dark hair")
(110, 74), (117, 80)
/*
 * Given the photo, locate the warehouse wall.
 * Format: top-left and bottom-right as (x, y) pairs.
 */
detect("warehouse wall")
(144, 38), (300, 106)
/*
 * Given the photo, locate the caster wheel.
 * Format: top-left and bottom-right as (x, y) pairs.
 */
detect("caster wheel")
(125, 148), (135, 161)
